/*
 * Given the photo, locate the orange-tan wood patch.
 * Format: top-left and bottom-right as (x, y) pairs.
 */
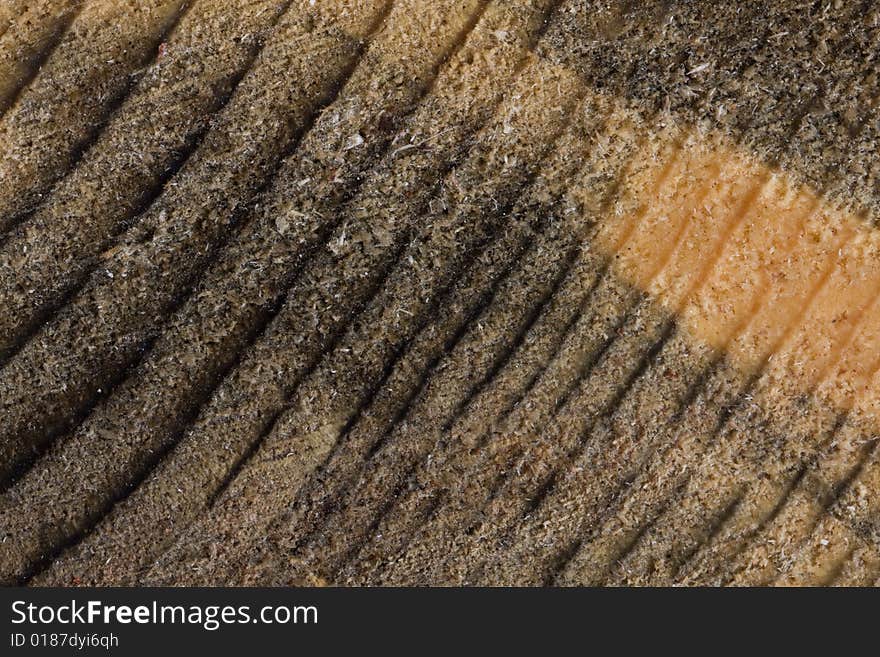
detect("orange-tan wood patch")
(597, 124), (880, 423)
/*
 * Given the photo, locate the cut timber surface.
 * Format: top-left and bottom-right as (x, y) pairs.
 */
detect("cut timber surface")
(0, 0), (879, 587)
